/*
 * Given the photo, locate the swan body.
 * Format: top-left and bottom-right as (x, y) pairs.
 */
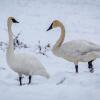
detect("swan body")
(53, 40), (100, 62)
(7, 53), (49, 76)
(6, 17), (49, 85)
(47, 20), (100, 73)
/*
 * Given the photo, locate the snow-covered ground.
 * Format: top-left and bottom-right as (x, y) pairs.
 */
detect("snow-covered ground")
(0, 0), (100, 100)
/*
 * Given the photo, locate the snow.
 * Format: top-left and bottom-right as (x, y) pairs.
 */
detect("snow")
(0, 0), (100, 100)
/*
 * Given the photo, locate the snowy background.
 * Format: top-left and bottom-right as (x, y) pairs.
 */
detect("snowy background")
(0, 0), (100, 100)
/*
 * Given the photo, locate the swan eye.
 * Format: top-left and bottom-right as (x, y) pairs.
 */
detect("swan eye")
(12, 18), (19, 23)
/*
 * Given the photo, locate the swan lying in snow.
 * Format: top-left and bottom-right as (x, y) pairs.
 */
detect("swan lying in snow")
(6, 17), (50, 85)
(47, 20), (100, 73)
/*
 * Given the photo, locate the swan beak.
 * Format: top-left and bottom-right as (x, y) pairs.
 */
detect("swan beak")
(47, 23), (53, 31)
(12, 18), (19, 23)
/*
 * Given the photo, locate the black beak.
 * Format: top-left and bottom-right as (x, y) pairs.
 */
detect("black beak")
(12, 18), (19, 23)
(47, 23), (53, 31)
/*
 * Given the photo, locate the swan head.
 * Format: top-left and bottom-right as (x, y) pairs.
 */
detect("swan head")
(47, 20), (62, 31)
(8, 17), (19, 24)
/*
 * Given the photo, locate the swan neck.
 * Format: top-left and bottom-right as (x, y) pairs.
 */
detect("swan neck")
(55, 23), (65, 48)
(7, 21), (14, 55)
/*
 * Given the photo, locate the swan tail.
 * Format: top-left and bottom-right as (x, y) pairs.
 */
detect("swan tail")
(95, 52), (100, 58)
(39, 70), (50, 79)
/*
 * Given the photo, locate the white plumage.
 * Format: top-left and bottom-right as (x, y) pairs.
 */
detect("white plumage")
(57, 40), (100, 62)
(47, 20), (100, 73)
(6, 17), (49, 85)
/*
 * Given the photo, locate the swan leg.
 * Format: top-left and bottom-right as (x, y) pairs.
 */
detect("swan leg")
(19, 76), (22, 86)
(75, 65), (78, 73)
(28, 75), (32, 84)
(88, 60), (94, 73)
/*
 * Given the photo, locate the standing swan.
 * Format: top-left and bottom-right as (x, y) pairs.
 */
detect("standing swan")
(47, 20), (100, 73)
(6, 17), (49, 85)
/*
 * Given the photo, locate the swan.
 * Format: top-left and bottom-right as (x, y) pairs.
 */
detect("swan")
(6, 17), (50, 85)
(47, 20), (100, 73)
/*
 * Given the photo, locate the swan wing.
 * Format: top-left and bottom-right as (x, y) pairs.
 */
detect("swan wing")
(61, 40), (100, 55)
(13, 53), (46, 74)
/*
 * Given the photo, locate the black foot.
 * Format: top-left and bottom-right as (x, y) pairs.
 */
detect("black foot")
(19, 76), (22, 86)
(88, 60), (94, 73)
(28, 75), (32, 84)
(75, 65), (78, 73)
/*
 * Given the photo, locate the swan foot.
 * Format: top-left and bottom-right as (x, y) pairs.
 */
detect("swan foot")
(88, 60), (94, 73)
(28, 75), (32, 85)
(75, 65), (78, 73)
(19, 76), (22, 86)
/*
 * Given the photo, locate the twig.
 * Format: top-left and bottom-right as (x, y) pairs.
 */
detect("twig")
(56, 77), (66, 85)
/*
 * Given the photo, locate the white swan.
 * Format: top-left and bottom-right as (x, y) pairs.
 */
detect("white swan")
(47, 20), (100, 73)
(6, 17), (49, 85)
